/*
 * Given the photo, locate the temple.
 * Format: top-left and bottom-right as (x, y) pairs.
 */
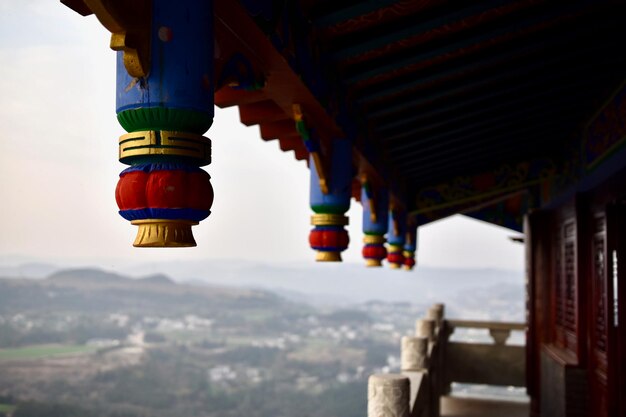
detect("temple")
(60, 1), (626, 416)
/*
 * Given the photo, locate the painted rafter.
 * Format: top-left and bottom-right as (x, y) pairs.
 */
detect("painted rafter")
(329, 0), (545, 63)
(342, 4), (588, 85)
(411, 159), (557, 225)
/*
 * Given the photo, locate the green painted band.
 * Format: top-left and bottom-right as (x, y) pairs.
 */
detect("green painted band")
(311, 205), (350, 214)
(117, 107), (213, 134)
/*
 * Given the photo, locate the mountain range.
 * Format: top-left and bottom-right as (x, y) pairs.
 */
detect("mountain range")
(0, 259), (524, 320)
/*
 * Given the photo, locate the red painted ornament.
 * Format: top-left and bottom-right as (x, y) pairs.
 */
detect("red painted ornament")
(309, 229), (349, 250)
(116, 169), (213, 211)
(146, 170), (187, 208)
(115, 170), (148, 210)
(362, 245), (387, 260)
(187, 170), (214, 210)
(387, 252), (405, 265)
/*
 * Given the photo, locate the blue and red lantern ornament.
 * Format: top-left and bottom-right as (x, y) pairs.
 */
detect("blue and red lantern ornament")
(387, 209), (407, 269)
(361, 177), (389, 267)
(308, 139), (353, 262)
(111, 1), (214, 246)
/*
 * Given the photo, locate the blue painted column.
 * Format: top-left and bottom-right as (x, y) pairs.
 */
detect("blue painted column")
(308, 140), (352, 262)
(361, 182), (389, 267)
(114, 0), (214, 247)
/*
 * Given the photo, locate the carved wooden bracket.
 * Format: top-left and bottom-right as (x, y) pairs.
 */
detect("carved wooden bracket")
(294, 104), (329, 194)
(62, 0), (152, 78)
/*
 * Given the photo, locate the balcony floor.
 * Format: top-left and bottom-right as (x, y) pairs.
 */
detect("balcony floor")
(441, 395), (529, 417)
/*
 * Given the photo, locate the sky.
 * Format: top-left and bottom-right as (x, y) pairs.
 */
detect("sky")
(0, 1), (524, 271)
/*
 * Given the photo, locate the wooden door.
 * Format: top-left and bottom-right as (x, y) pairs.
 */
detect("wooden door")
(606, 203), (626, 417)
(588, 210), (610, 417)
(589, 203), (624, 417)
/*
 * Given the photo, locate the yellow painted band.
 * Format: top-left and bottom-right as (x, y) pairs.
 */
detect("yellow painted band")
(311, 214), (349, 226)
(316, 251), (342, 262)
(119, 130), (211, 165)
(363, 235), (385, 245)
(388, 245), (403, 253)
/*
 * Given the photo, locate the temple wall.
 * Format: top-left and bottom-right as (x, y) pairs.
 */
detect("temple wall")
(526, 168), (626, 417)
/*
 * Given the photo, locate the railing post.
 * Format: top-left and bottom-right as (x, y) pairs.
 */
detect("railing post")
(427, 304), (444, 332)
(415, 319), (435, 343)
(368, 374), (410, 417)
(401, 336), (428, 371)
(430, 303), (446, 417)
(489, 328), (512, 345)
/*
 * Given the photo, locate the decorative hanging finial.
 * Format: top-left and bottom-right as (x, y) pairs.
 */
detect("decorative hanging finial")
(386, 208), (407, 269)
(403, 225), (418, 271)
(361, 179), (388, 267)
(308, 139), (352, 262)
(112, 1), (215, 246)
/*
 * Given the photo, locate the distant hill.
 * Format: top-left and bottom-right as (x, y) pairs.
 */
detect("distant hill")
(47, 269), (174, 286)
(48, 268), (128, 284)
(0, 267), (285, 316)
(0, 260), (525, 320)
(121, 259), (524, 307)
(140, 274), (175, 285)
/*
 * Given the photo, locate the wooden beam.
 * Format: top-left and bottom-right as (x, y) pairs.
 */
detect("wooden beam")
(368, 46), (604, 120)
(382, 93), (590, 146)
(331, 0), (537, 61)
(410, 158), (555, 220)
(214, 87), (267, 108)
(312, 0), (399, 28)
(343, 4), (587, 84)
(259, 120), (299, 141)
(354, 17), (614, 105)
(390, 118), (564, 167)
(374, 75), (603, 134)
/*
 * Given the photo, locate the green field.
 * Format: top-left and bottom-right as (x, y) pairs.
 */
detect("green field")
(0, 344), (98, 361)
(0, 403), (16, 413)
(239, 309), (276, 322)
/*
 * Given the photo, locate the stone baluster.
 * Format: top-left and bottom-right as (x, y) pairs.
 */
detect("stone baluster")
(415, 319), (435, 343)
(368, 374), (411, 417)
(427, 303), (445, 333)
(428, 303), (446, 415)
(489, 328), (512, 345)
(401, 336), (429, 371)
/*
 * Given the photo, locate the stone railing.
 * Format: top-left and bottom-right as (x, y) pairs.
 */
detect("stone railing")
(367, 304), (526, 417)
(444, 320), (526, 389)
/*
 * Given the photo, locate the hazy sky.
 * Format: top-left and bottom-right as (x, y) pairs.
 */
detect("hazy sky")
(0, 1), (524, 270)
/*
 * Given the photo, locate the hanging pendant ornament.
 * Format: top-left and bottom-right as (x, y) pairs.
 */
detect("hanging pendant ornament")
(308, 139), (352, 262)
(403, 224), (418, 271)
(361, 177), (389, 267)
(112, 1), (215, 247)
(387, 208), (407, 269)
